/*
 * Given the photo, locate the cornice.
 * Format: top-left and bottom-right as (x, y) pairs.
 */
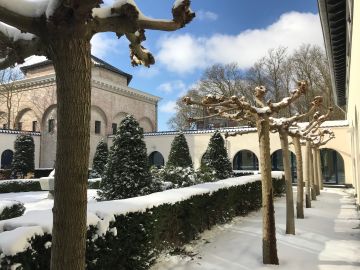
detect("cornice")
(6, 75), (161, 105)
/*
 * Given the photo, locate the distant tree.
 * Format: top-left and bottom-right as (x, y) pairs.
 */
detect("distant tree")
(168, 63), (249, 130)
(90, 140), (108, 178)
(167, 133), (193, 168)
(11, 135), (35, 178)
(98, 115), (152, 200)
(202, 131), (232, 179)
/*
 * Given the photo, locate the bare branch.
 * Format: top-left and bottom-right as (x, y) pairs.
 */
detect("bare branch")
(125, 30), (154, 67)
(0, 5), (39, 34)
(267, 81), (308, 113)
(138, 0), (195, 31)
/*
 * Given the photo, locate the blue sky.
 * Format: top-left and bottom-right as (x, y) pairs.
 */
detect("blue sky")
(91, 0), (323, 131)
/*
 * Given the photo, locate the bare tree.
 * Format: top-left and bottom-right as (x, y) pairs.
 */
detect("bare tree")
(0, 1), (195, 269)
(269, 96), (322, 234)
(168, 63), (250, 130)
(184, 81), (309, 265)
(0, 68), (23, 128)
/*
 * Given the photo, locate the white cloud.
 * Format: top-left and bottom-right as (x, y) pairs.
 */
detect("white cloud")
(157, 12), (324, 74)
(196, 10), (218, 21)
(157, 80), (186, 94)
(159, 100), (177, 113)
(91, 33), (124, 58)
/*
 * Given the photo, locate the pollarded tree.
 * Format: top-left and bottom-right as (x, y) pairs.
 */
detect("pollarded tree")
(202, 130), (232, 179)
(98, 115), (152, 200)
(184, 81), (309, 265)
(90, 139), (108, 178)
(11, 134), (35, 178)
(167, 132), (193, 168)
(0, 1), (194, 269)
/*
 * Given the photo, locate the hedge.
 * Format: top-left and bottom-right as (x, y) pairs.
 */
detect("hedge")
(0, 176), (285, 269)
(0, 180), (42, 193)
(0, 201), (25, 221)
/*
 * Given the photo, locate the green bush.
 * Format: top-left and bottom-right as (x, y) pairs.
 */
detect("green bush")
(0, 180), (41, 193)
(0, 177), (285, 269)
(11, 135), (35, 178)
(0, 201), (25, 220)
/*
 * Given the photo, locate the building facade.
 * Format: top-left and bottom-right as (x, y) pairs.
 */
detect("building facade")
(0, 56), (160, 168)
(318, 0), (360, 206)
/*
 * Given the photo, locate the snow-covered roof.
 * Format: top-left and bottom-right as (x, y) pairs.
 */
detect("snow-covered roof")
(143, 127), (257, 137)
(0, 129), (41, 136)
(20, 55), (133, 85)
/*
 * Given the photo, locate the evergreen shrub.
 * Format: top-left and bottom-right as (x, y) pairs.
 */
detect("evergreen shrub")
(0, 177), (285, 269)
(0, 201), (25, 220)
(11, 135), (35, 178)
(0, 180), (41, 193)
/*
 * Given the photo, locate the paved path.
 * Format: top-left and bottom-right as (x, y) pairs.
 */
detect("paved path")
(152, 188), (360, 270)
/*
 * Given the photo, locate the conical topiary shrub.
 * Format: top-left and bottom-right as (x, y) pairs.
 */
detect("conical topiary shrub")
(98, 115), (152, 200)
(11, 135), (35, 178)
(202, 131), (232, 180)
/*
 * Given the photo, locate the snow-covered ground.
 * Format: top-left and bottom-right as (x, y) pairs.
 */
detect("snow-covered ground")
(0, 190), (98, 213)
(151, 188), (360, 270)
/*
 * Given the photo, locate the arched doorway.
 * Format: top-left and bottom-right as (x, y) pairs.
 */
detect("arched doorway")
(1, 149), (13, 169)
(320, 148), (345, 184)
(149, 151), (165, 168)
(233, 150), (259, 170)
(271, 149), (297, 182)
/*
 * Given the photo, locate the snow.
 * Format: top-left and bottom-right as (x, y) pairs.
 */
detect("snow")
(173, 0), (186, 9)
(0, 0), (59, 18)
(0, 22), (35, 42)
(0, 173), (283, 256)
(0, 226), (43, 256)
(92, 0), (144, 19)
(151, 188), (360, 270)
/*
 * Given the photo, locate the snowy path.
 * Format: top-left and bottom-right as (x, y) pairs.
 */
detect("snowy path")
(152, 188), (360, 270)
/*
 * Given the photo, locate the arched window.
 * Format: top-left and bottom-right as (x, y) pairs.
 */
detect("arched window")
(149, 151), (164, 168)
(320, 148), (345, 184)
(1, 149), (14, 169)
(271, 149), (297, 182)
(233, 150), (259, 170)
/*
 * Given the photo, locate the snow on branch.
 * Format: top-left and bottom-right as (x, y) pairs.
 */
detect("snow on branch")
(126, 30), (154, 67)
(0, 23), (42, 69)
(269, 96), (323, 130)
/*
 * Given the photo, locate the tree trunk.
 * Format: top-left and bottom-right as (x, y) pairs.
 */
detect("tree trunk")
(309, 147), (316, 200)
(257, 115), (279, 265)
(279, 129), (295, 234)
(50, 38), (91, 270)
(293, 137), (304, 218)
(317, 148), (323, 190)
(313, 148), (320, 195)
(305, 140), (311, 208)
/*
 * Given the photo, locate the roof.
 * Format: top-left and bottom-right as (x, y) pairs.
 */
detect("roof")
(318, 0), (347, 106)
(20, 55), (133, 85)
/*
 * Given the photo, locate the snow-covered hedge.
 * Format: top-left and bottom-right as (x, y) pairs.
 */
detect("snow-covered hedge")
(0, 201), (25, 221)
(0, 172), (284, 269)
(0, 179), (42, 194)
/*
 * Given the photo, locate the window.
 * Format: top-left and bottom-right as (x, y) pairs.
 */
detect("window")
(32, 121), (38, 132)
(17, 122), (22, 131)
(48, 119), (55, 132)
(112, 123), (117, 135)
(95, 121), (101, 134)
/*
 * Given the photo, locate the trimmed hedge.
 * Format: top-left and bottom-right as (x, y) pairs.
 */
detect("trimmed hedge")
(0, 201), (25, 220)
(0, 180), (42, 193)
(0, 177), (285, 269)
